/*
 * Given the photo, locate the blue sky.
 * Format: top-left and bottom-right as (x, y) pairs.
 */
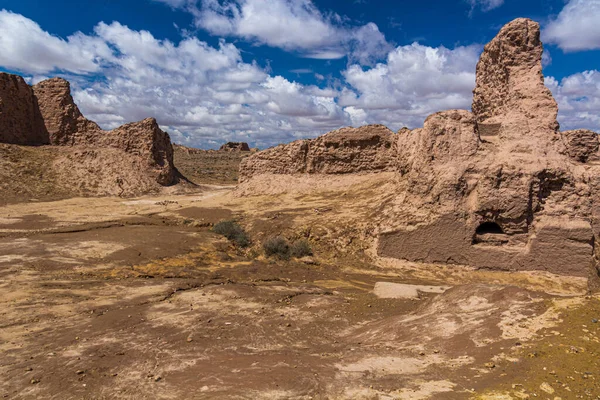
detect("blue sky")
(0, 0), (598, 148)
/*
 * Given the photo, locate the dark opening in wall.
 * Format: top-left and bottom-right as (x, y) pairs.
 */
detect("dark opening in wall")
(475, 221), (504, 235)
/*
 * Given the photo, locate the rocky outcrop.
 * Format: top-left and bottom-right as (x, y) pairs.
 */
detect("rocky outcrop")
(0, 74), (48, 145)
(0, 73), (177, 194)
(239, 124), (396, 182)
(220, 142), (250, 152)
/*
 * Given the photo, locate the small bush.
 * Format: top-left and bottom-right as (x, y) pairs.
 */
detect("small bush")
(213, 220), (250, 248)
(290, 239), (312, 258)
(263, 236), (290, 259)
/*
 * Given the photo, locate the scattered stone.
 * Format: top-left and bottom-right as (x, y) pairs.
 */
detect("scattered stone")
(539, 382), (555, 394)
(299, 256), (317, 265)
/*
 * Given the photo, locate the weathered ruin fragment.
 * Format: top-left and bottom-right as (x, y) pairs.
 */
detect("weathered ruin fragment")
(219, 142), (250, 152)
(32, 78), (100, 145)
(561, 129), (599, 163)
(0, 74), (49, 145)
(378, 18), (597, 280)
(240, 18), (600, 283)
(0, 73), (177, 195)
(239, 124), (396, 182)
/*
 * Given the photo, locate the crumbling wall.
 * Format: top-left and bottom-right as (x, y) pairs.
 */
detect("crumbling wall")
(0, 74), (49, 145)
(239, 125), (396, 182)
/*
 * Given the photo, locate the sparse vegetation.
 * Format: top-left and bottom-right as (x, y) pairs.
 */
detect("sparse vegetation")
(263, 236), (290, 259)
(263, 236), (313, 259)
(213, 220), (250, 247)
(290, 239), (312, 258)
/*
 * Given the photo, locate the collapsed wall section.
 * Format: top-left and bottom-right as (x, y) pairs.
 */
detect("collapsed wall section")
(0, 74), (49, 145)
(239, 124), (396, 182)
(0, 73), (177, 192)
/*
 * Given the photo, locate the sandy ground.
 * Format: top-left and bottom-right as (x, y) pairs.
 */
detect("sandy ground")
(1, 180), (599, 399)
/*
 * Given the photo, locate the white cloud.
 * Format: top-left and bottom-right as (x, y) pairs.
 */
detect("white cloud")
(1, 10), (597, 150)
(153, 0), (188, 7)
(0, 12), (349, 148)
(543, 0), (600, 52)
(546, 71), (600, 132)
(290, 68), (313, 74)
(467, 0), (504, 14)
(339, 43), (481, 128)
(166, 0), (391, 63)
(75, 24), (348, 147)
(0, 10), (112, 74)
(198, 0), (339, 50)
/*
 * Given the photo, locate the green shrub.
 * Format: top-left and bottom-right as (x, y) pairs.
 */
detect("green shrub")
(263, 236), (290, 259)
(213, 220), (250, 248)
(290, 239), (312, 258)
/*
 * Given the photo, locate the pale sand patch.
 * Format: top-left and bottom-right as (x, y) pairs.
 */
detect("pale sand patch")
(235, 172), (395, 197)
(0, 217), (21, 224)
(395, 380), (457, 399)
(121, 200), (157, 205)
(0, 254), (27, 263)
(336, 354), (473, 376)
(498, 296), (585, 341)
(0, 188), (233, 227)
(49, 240), (126, 259)
(372, 253), (588, 296)
(338, 380), (457, 400)
(476, 393), (517, 400)
(373, 282), (451, 299)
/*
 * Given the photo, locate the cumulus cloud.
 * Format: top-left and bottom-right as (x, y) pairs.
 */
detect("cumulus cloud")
(339, 43), (481, 128)
(1, 10), (596, 149)
(0, 11), (351, 148)
(162, 0), (391, 63)
(78, 23), (349, 148)
(543, 0), (600, 52)
(0, 10), (112, 74)
(546, 71), (600, 132)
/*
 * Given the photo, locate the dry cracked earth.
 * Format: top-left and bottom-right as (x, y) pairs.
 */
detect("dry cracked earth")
(1, 181), (599, 399)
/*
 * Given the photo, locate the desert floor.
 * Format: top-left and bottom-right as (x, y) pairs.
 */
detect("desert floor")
(0, 181), (599, 399)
